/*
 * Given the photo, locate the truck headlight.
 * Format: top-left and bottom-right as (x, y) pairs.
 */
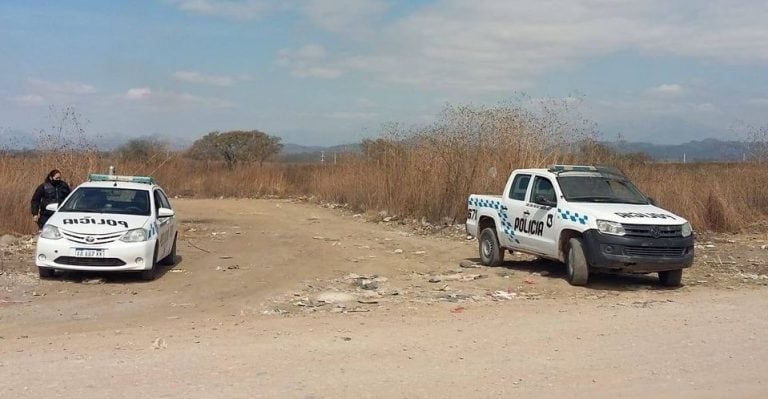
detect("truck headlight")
(120, 228), (148, 242)
(681, 222), (692, 237)
(40, 225), (62, 240)
(596, 220), (626, 236)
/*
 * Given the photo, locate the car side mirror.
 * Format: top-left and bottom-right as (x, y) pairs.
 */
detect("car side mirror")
(535, 195), (556, 207)
(158, 207), (175, 218)
(647, 197), (657, 206)
(45, 203), (59, 212)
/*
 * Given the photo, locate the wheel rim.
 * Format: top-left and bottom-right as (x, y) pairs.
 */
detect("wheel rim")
(482, 238), (492, 259)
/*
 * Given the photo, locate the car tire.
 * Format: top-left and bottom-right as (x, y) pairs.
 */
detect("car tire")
(566, 237), (589, 286)
(479, 227), (504, 266)
(38, 267), (55, 279)
(160, 233), (177, 266)
(659, 269), (683, 287)
(141, 245), (159, 281)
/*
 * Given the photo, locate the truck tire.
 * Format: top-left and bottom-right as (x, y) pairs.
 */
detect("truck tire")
(566, 238), (589, 286)
(479, 227), (504, 266)
(658, 269), (683, 287)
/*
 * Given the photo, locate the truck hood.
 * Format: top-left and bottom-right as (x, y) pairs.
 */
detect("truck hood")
(47, 212), (150, 234)
(563, 203), (687, 225)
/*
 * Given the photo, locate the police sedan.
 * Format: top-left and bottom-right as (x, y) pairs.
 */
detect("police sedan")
(35, 174), (178, 281)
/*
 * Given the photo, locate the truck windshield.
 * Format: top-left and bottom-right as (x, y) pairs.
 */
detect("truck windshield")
(59, 187), (151, 216)
(557, 176), (650, 204)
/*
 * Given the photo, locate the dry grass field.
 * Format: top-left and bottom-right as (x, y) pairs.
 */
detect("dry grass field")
(2, 102), (766, 235)
(2, 148), (767, 236)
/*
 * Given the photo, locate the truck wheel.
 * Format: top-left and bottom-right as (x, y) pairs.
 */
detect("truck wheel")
(479, 227), (504, 266)
(566, 238), (589, 286)
(658, 269), (683, 287)
(141, 245), (159, 281)
(38, 267), (55, 279)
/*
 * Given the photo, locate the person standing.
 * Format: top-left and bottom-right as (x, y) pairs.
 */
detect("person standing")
(31, 169), (71, 230)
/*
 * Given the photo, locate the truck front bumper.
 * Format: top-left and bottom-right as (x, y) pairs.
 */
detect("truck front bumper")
(582, 229), (694, 273)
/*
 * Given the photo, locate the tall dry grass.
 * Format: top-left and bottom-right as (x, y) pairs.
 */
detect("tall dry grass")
(2, 102), (766, 235)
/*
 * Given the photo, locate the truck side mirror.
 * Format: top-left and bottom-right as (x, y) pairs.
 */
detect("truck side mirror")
(45, 203), (59, 212)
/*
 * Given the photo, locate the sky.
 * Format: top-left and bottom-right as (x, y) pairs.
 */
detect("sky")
(1, 0), (767, 147)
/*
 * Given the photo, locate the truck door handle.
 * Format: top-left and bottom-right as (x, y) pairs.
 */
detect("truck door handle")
(523, 211), (530, 216)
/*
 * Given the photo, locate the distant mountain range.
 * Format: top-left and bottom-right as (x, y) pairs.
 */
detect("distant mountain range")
(0, 129), (757, 162)
(605, 138), (753, 162)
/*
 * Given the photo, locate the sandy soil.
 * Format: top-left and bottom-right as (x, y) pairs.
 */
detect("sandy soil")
(1, 198), (767, 398)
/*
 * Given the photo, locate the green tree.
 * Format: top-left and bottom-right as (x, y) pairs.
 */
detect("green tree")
(115, 137), (169, 161)
(186, 130), (283, 169)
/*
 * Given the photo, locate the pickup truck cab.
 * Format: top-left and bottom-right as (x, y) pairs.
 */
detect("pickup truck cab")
(466, 165), (694, 286)
(35, 173), (178, 281)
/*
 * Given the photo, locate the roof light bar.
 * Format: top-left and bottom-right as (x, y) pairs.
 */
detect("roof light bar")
(88, 173), (155, 184)
(548, 164), (626, 178)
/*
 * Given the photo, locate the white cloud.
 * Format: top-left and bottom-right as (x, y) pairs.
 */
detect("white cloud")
(125, 87), (152, 100)
(274, 0), (768, 91)
(747, 98), (768, 107)
(124, 87), (236, 108)
(28, 78), (97, 95)
(167, 0), (271, 20)
(645, 84), (684, 98)
(10, 94), (46, 106)
(173, 71), (236, 86)
(277, 44), (345, 79)
(301, 0), (387, 32)
(326, 111), (378, 120)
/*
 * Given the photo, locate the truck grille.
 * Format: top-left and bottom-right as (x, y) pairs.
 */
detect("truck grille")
(62, 230), (123, 245)
(622, 224), (682, 238)
(54, 257), (126, 267)
(623, 246), (686, 257)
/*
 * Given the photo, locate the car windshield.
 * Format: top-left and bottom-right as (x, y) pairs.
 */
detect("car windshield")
(59, 187), (151, 216)
(557, 176), (649, 204)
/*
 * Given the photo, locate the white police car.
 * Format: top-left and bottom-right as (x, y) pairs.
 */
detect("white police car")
(35, 173), (178, 280)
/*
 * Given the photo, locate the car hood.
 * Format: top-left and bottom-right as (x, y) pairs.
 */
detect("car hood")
(563, 203), (687, 225)
(47, 212), (151, 234)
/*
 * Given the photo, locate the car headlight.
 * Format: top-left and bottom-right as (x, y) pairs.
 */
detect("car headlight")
(681, 222), (692, 237)
(40, 225), (62, 240)
(596, 220), (626, 236)
(120, 228), (148, 242)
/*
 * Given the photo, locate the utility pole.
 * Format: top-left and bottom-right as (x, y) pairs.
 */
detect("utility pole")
(320, 151), (325, 164)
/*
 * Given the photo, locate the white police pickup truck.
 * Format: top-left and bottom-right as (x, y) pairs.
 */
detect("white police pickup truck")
(35, 173), (178, 281)
(466, 165), (694, 286)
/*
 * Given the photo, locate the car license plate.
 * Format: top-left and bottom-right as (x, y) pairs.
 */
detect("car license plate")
(75, 249), (105, 258)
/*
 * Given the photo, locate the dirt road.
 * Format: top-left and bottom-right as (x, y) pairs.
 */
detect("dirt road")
(1, 199), (767, 398)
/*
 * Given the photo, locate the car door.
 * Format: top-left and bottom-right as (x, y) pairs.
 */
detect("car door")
(500, 173), (531, 248)
(523, 175), (559, 257)
(153, 189), (174, 260)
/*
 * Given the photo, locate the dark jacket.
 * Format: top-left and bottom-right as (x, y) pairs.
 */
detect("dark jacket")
(31, 181), (71, 216)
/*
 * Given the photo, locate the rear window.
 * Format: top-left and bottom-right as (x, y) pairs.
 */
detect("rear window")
(59, 187), (151, 216)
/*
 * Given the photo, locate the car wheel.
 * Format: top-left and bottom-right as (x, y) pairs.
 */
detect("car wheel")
(566, 237), (589, 286)
(38, 267), (55, 279)
(479, 227), (504, 266)
(141, 245), (159, 281)
(659, 269), (683, 287)
(160, 233), (177, 266)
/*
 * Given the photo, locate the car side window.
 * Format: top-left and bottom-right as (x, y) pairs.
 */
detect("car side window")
(157, 190), (172, 209)
(508, 174), (531, 201)
(531, 176), (557, 206)
(153, 190), (164, 213)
